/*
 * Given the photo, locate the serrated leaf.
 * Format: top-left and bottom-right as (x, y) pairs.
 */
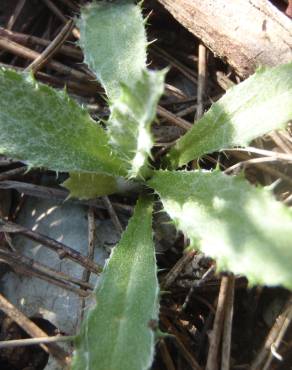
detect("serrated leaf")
(108, 70), (165, 178)
(149, 170), (292, 288)
(78, 0), (147, 100)
(63, 173), (118, 199)
(0, 68), (126, 176)
(63, 172), (140, 199)
(78, 2), (164, 178)
(72, 196), (159, 370)
(168, 63), (292, 168)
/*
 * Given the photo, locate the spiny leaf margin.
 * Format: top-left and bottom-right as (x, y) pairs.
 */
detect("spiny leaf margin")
(168, 63), (292, 168)
(0, 68), (126, 176)
(108, 69), (166, 178)
(63, 172), (119, 199)
(149, 169), (292, 289)
(72, 196), (159, 370)
(78, 0), (147, 100)
(63, 172), (140, 199)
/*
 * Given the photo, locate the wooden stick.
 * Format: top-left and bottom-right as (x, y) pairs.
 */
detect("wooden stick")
(151, 45), (197, 84)
(0, 218), (102, 274)
(0, 166), (27, 181)
(251, 295), (292, 370)
(162, 251), (195, 289)
(0, 61), (99, 96)
(0, 180), (133, 213)
(0, 293), (70, 367)
(0, 27), (82, 60)
(82, 207), (96, 283)
(6, 0), (26, 30)
(159, 340), (176, 370)
(206, 276), (229, 370)
(0, 36), (86, 81)
(41, 0), (80, 38)
(0, 335), (75, 349)
(25, 19), (74, 73)
(157, 105), (192, 130)
(157, 0), (292, 77)
(102, 196), (123, 234)
(79, 207), (96, 323)
(196, 44), (207, 120)
(0, 248), (93, 291)
(221, 274), (235, 370)
(161, 316), (202, 370)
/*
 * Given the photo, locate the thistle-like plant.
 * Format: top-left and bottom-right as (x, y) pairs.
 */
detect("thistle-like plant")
(0, 1), (292, 369)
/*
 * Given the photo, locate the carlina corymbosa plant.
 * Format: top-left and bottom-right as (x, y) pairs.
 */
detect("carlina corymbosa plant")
(0, 1), (292, 369)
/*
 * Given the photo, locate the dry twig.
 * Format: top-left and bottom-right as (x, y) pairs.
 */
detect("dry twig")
(0, 37), (87, 81)
(196, 44), (207, 120)
(0, 334), (75, 349)
(41, 0), (80, 38)
(0, 218), (102, 274)
(25, 19), (74, 73)
(158, 105), (192, 130)
(0, 27), (82, 59)
(102, 196), (123, 234)
(159, 340), (176, 370)
(221, 274), (235, 370)
(161, 316), (202, 370)
(0, 180), (133, 214)
(6, 0), (26, 30)
(0, 166), (28, 181)
(0, 293), (70, 367)
(206, 276), (229, 370)
(162, 251), (195, 289)
(251, 296), (292, 370)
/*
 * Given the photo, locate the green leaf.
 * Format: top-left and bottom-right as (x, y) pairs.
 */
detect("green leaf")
(149, 170), (292, 289)
(78, 2), (164, 178)
(63, 173), (119, 199)
(72, 196), (159, 370)
(0, 68), (126, 176)
(63, 172), (140, 199)
(168, 63), (292, 168)
(108, 70), (166, 178)
(78, 0), (147, 100)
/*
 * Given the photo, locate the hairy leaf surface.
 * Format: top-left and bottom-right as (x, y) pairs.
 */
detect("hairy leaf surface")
(63, 172), (139, 199)
(63, 173), (118, 199)
(108, 70), (165, 178)
(0, 68), (125, 176)
(72, 196), (159, 370)
(149, 170), (292, 288)
(168, 63), (292, 168)
(78, 0), (147, 100)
